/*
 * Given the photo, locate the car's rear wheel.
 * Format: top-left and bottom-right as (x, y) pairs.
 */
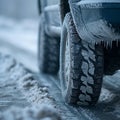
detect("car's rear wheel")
(38, 15), (60, 75)
(60, 13), (104, 106)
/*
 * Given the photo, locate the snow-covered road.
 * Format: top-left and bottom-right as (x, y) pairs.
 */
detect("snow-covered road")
(0, 17), (120, 120)
(0, 54), (61, 120)
(0, 16), (38, 72)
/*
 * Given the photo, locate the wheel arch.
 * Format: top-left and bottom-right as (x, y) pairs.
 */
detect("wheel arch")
(60, 0), (80, 22)
(60, 0), (70, 22)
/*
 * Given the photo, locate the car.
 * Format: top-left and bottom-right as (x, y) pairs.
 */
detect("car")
(38, 0), (120, 106)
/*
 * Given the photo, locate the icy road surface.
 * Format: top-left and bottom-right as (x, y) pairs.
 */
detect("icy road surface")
(0, 17), (120, 120)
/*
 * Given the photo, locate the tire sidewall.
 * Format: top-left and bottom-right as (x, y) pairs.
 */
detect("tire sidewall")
(60, 14), (76, 103)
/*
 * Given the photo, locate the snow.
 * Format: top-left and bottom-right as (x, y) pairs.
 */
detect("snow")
(99, 88), (115, 103)
(0, 16), (39, 72)
(1, 105), (61, 120)
(1, 54), (56, 106)
(78, 0), (120, 4)
(0, 16), (38, 55)
(18, 73), (55, 105)
(0, 53), (61, 120)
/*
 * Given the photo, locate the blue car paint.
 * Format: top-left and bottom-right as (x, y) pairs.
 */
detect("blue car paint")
(69, 0), (120, 45)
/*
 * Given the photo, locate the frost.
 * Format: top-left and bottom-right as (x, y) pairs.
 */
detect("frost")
(78, 0), (120, 4)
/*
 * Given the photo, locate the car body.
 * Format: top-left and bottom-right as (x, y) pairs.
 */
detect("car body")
(39, 0), (120, 44)
(70, 0), (120, 44)
(38, 0), (120, 106)
(38, 0), (61, 37)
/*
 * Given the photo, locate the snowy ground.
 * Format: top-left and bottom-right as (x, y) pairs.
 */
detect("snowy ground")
(0, 16), (38, 72)
(0, 17), (120, 120)
(0, 54), (61, 120)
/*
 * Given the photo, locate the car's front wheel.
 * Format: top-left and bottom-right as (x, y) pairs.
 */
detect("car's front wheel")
(60, 13), (104, 106)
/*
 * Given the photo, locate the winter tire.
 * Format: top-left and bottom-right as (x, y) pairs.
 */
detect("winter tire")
(60, 13), (104, 106)
(38, 15), (60, 75)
